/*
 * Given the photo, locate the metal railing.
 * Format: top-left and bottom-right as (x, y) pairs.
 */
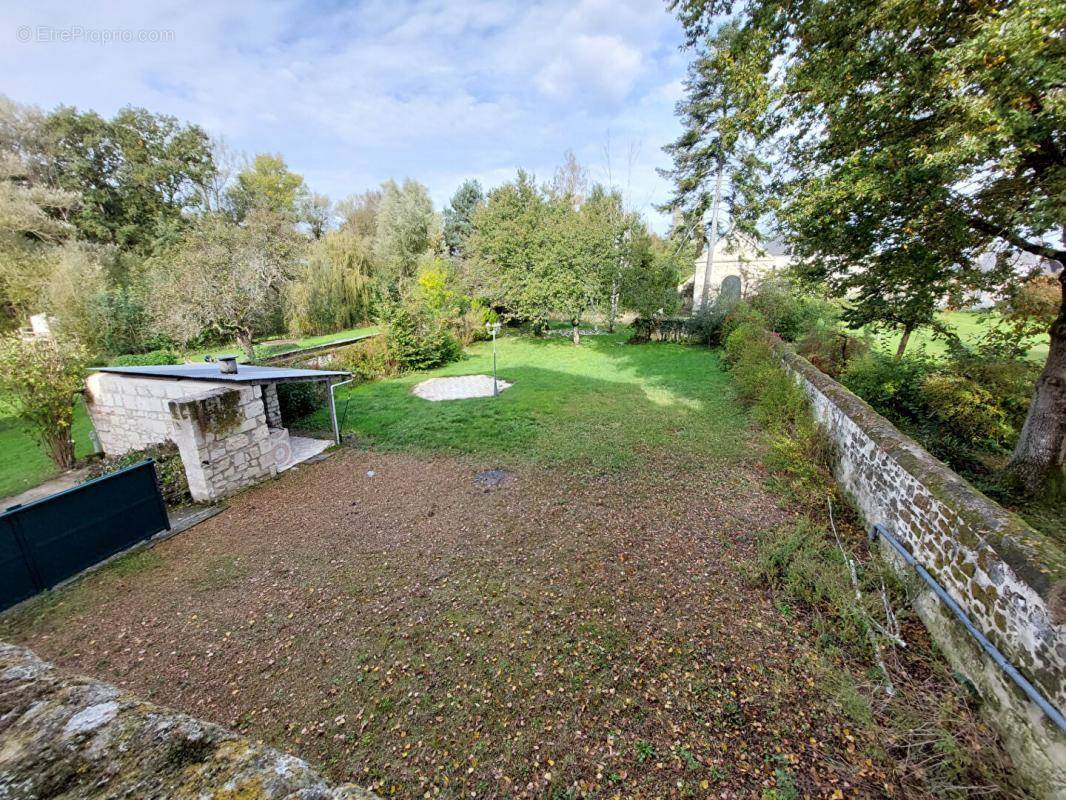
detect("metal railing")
(869, 523), (1066, 734)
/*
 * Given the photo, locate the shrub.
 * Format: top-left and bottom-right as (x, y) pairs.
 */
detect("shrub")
(795, 329), (868, 378)
(333, 335), (399, 382)
(723, 320), (835, 507)
(111, 348), (180, 366)
(276, 381), (322, 424)
(84, 442), (190, 506)
(920, 373), (1015, 449)
(748, 277), (838, 341)
(0, 334), (88, 470)
(686, 276), (744, 345)
(843, 350), (1036, 471)
(841, 351), (936, 424)
(629, 317), (687, 343)
(380, 301), (461, 372)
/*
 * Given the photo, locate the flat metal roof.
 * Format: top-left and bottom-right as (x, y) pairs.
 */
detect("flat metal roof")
(95, 364), (350, 384)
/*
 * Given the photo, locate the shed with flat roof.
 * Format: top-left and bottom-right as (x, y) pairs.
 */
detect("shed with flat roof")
(85, 361), (350, 502)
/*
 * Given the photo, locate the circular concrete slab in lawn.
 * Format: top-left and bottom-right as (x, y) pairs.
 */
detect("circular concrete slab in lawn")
(412, 374), (512, 401)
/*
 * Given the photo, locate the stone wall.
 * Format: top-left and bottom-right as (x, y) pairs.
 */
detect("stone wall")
(85, 372), (282, 503)
(262, 382), (283, 428)
(778, 347), (1066, 794)
(86, 372), (229, 455)
(0, 641), (377, 799)
(168, 386), (277, 503)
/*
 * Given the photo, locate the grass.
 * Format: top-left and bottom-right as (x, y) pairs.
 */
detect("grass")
(0, 327), (1029, 797)
(303, 329), (751, 472)
(861, 310), (1049, 362)
(187, 325), (379, 363)
(0, 396), (95, 500)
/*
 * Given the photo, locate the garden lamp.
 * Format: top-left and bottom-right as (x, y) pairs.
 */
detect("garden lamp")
(486, 321), (502, 396)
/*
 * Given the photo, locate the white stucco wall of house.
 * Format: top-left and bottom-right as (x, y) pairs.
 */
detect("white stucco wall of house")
(691, 234), (792, 310)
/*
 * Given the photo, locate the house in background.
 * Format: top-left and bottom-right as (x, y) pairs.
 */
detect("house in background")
(681, 232), (793, 312)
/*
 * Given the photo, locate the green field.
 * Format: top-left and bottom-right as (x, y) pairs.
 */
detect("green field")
(863, 310), (1049, 362)
(0, 397), (95, 500)
(187, 324), (379, 363)
(304, 329), (751, 472)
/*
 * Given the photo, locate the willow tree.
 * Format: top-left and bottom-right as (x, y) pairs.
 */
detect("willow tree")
(668, 0), (1066, 493)
(287, 227), (374, 335)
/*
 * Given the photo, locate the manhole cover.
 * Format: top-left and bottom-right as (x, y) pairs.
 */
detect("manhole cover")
(474, 469), (515, 490)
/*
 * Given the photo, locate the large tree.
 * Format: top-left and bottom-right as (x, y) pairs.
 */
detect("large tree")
(442, 180), (484, 256)
(0, 144), (77, 327)
(227, 153), (305, 220)
(661, 21), (772, 310)
(43, 105), (215, 251)
(467, 171), (560, 331)
(286, 227), (375, 335)
(667, 0), (1066, 492)
(467, 171), (654, 343)
(373, 178), (439, 297)
(147, 209), (305, 361)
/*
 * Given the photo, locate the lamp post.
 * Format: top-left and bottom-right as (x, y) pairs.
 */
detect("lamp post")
(486, 321), (502, 396)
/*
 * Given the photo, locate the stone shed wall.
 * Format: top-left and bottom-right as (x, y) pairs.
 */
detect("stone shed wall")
(0, 641), (377, 799)
(168, 385), (277, 502)
(85, 372), (280, 503)
(85, 372), (232, 455)
(778, 347), (1066, 793)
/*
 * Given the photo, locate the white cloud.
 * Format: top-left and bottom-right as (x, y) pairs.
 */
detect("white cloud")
(1, 0), (687, 230)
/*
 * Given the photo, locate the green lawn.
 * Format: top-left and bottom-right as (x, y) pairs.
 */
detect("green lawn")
(304, 330), (751, 472)
(862, 310), (1049, 362)
(0, 397), (95, 500)
(187, 325), (379, 363)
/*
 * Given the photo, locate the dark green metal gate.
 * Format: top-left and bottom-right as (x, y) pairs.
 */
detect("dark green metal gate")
(0, 460), (169, 611)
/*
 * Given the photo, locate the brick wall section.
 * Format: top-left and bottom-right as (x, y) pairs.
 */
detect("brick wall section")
(167, 385), (277, 503)
(0, 642), (377, 799)
(778, 346), (1066, 792)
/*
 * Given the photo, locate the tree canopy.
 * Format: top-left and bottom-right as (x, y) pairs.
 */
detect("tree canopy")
(227, 153), (306, 220)
(147, 209), (305, 361)
(667, 0), (1066, 489)
(443, 180), (484, 256)
(43, 105), (215, 251)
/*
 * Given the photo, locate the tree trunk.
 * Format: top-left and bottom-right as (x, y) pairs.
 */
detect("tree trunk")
(236, 330), (256, 363)
(1005, 272), (1066, 494)
(698, 164), (725, 312)
(44, 428), (75, 471)
(609, 274), (620, 333)
(894, 325), (913, 359)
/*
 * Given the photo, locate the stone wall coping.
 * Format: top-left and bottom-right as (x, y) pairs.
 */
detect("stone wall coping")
(777, 344), (1066, 595)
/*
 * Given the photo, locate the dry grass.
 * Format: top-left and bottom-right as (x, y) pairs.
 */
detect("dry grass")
(3, 449), (901, 798)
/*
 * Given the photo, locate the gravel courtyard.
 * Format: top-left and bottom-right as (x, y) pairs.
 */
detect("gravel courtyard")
(1, 447), (890, 798)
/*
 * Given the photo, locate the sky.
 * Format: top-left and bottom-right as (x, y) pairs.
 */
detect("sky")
(3, 0), (690, 232)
